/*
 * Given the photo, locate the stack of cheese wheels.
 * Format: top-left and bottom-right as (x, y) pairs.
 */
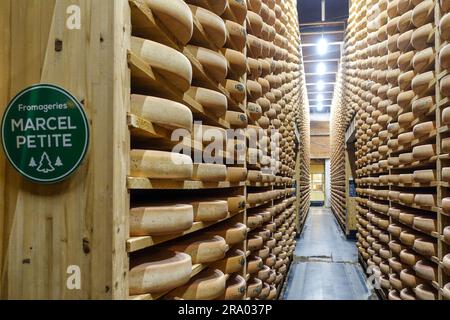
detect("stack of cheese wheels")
(243, 0), (304, 300)
(331, 0), (362, 251)
(331, 0), (450, 300)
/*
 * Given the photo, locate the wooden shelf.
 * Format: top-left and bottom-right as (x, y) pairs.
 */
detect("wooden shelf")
(127, 177), (245, 190)
(127, 209), (245, 252)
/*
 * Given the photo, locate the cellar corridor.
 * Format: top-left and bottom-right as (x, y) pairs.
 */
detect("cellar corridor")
(281, 208), (377, 300)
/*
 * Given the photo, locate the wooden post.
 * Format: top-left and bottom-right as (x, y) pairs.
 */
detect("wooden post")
(0, 0), (130, 299)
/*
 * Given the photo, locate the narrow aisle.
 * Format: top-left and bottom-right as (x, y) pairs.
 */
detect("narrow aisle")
(282, 207), (377, 300)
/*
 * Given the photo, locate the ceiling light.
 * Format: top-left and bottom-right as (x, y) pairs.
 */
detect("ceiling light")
(316, 63), (326, 75)
(317, 94), (324, 102)
(317, 38), (328, 55)
(316, 104), (324, 112)
(316, 80), (325, 91)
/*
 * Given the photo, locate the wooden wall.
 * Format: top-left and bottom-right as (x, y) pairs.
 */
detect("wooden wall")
(310, 121), (330, 159)
(0, 0), (130, 299)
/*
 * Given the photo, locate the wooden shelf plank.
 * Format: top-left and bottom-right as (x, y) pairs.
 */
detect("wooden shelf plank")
(127, 177), (245, 190)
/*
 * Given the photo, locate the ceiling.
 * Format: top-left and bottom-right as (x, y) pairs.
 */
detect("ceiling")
(297, 0), (349, 117)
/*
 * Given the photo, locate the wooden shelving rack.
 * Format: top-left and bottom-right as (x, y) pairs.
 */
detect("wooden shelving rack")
(332, 0), (450, 300)
(0, 0), (310, 300)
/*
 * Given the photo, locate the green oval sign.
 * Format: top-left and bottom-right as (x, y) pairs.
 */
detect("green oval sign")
(1, 84), (89, 184)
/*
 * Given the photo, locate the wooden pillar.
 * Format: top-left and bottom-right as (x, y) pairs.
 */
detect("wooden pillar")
(0, 0), (130, 299)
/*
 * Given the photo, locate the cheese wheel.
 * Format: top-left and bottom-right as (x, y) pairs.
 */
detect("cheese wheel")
(413, 47), (435, 74)
(131, 37), (192, 92)
(205, 223), (247, 245)
(400, 268), (424, 288)
(414, 284), (437, 300)
(259, 282), (270, 300)
(247, 256), (264, 274)
(220, 274), (246, 300)
(413, 237), (437, 256)
(400, 288), (416, 300)
(190, 200), (228, 222)
(247, 34), (263, 58)
(399, 193), (415, 204)
(225, 79), (246, 103)
(389, 273), (404, 291)
(247, 80), (263, 100)
(400, 250), (421, 267)
(444, 283), (450, 300)
(129, 251), (192, 295)
(225, 20), (247, 51)
(189, 5), (226, 48)
(397, 51), (414, 72)
(413, 215), (437, 232)
(224, 195), (245, 214)
(247, 0), (262, 14)
(185, 0), (227, 15)
(411, 23), (434, 51)
(223, 0), (248, 25)
(413, 169), (436, 183)
(247, 11), (263, 36)
(131, 150), (193, 179)
(146, 0), (193, 45)
(414, 193), (436, 207)
(167, 269), (226, 300)
(265, 253), (276, 267)
(131, 95), (193, 131)
(444, 226), (450, 244)
(192, 163), (227, 182)
(443, 169), (450, 183)
(188, 45), (228, 83)
(389, 240), (406, 255)
(400, 30), (414, 52)
(412, 144), (436, 161)
(389, 257), (406, 273)
(255, 246), (270, 259)
(188, 87), (227, 116)
(226, 111), (248, 128)
(248, 235), (264, 251)
(222, 48), (247, 77)
(130, 204), (194, 236)
(442, 44), (450, 75)
(443, 254), (450, 275)
(226, 167), (247, 182)
(400, 230), (419, 246)
(412, 96), (434, 116)
(412, 0), (434, 28)
(443, 137), (450, 153)
(388, 290), (402, 300)
(210, 249), (245, 274)
(442, 12), (450, 41)
(247, 102), (262, 121)
(413, 121), (435, 138)
(247, 278), (263, 298)
(397, 90), (415, 108)
(442, 75), (450, 98)
(398, 112), (415, 127)
(399, 211), (415, 225)
(267, 285), (277, 300)
(412, 71), (435, 96)
(165, 235), (228, 264)
(414, 260), (437, 281)
(398, 132), (415, 145)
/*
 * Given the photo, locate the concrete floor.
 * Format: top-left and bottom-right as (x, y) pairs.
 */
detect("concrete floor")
(281, 207), (377, 300)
